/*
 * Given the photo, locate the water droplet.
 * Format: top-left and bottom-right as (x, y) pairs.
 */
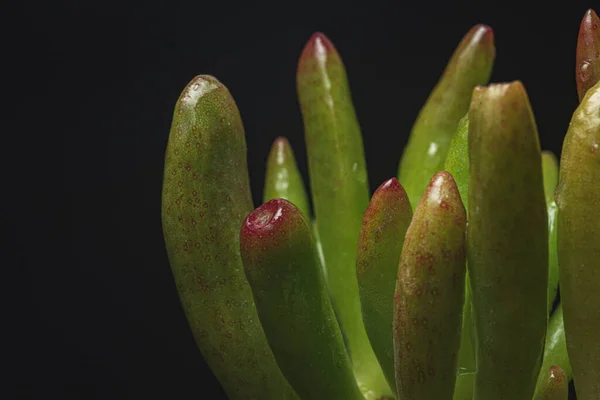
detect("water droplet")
(580, 61), (592, 84)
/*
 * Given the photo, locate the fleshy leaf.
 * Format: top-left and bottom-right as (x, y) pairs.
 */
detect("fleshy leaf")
(240, 199), (363, 400)
(576, 9), (600, 102)
(357, 178), (413, 392)
(555, 78), (600, 399)
(394, 171), (466, 400)
(161, 76), (298, 399)
(468, 81), (548, 399)
(297, 32), (391, 398)
(398, 24), (495, 209)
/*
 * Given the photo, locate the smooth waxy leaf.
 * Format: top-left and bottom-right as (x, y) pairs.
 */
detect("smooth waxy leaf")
(161, 76), (298, 399)
(297, 32), (391, 398)
(534, 304), (572, 396)
(394, 171), (467, 400)
(542, 151), (560, 313)
(576, 9), (600, 102)
(468, 81), (548, 400)
(240, 199), (364, 400)
(263, 136), (311, 217)
(556, 79), (600, 398)
(398, 24), (495, 209)
(443, 115), (476, 399)
(357, 178), (413, 392)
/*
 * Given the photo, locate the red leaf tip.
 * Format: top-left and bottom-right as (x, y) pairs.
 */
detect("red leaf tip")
(244, 199), (288, 233)
(583, 9), (599, 25)
(379, 177), (400, 191)
(299, 32), (338, 65)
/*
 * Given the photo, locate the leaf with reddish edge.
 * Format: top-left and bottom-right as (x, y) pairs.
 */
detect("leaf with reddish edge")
(468, 81), (547, 400)
(297, 32), (391, 398)
(398, 24), (495, 209)
(161, 76), (298, 399)
(357, 177), (413, 393)
(240, 199), (364, 400)
(534, 366), (568, 400)
(576, 9), (600, 102)
(393, 171), (467, 400)
(556, 79), (600, 399)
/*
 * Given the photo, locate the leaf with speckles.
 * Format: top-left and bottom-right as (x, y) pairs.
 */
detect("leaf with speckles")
(240, 199), (364, 400)
(357, 177), (413, 393)
(393, 171), (467, 400)
(397, 24), (495, 209)
(555, 78), (600, 399)
(161, 75), (298, 400)
(297, 32), (391, 398)
(443, 115), (476, 399)
(576, 9), (600, 102)
(542, 150), (560, 314)
(534, 366), (568, 400)
(468, 81), (547, 400)
(534, 304), (572, 396)
(263, 136), (311, 217)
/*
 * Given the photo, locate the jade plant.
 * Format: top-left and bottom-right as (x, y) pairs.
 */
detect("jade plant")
(161, 9), (600, 400)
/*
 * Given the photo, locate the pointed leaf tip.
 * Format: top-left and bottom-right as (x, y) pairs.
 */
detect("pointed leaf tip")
(269, 136), (293, 164)
(379, 177), (401, 191)
(422, 171), (464, 212)
(463, 24), (495, 54)
(576, 8), (600, 101)
(298, 32), (339, 70)
(273, 136), (290, 148)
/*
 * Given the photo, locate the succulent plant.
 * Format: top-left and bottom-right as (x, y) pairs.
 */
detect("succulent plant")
(161, 9), (600, 400)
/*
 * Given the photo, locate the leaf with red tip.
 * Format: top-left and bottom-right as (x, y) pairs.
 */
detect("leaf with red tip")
(297, 32), (391, 398)
(398, 24), (495, 209)
(357, 178), (413, 392)
(576, 9), (600, 101)
(240, 199), (364, 400)
(393, 171), (467, 400)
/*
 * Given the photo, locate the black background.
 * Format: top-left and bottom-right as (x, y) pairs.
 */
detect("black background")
(6, 0), (592, 398)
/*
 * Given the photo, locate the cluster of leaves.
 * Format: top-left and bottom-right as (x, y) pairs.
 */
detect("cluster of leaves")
(161, 9), (600, 400)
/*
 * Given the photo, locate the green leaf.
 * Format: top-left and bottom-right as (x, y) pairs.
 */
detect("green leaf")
(161, 76), (298, 399)
(556, 78), (600, 399)
(263, 136), (311, 217)
(240, 199), (364, 400)
(394, 171), (467, 400)
(467, 81), (548, 399)
(398, 25), (495, 209)
(297, 32), (391, 398)
(357, 178), (413, 392)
